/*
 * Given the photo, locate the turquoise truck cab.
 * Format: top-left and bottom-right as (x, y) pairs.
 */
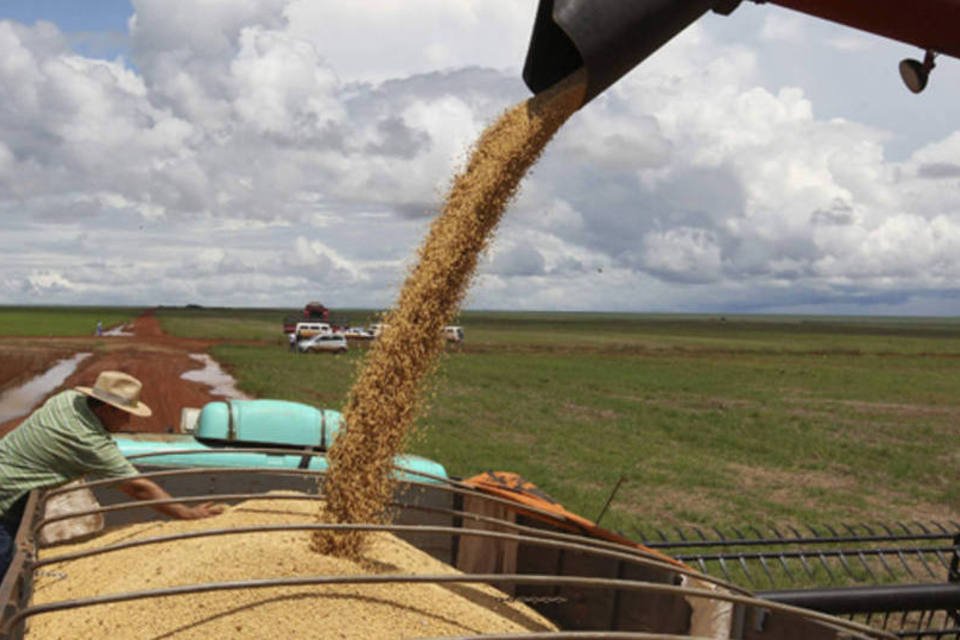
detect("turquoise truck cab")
(112, 399), (447, 483)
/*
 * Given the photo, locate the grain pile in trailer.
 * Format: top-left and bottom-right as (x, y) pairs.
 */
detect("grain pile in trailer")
(28, 494), (556, 639)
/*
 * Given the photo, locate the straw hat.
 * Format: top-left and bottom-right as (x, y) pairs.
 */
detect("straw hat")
(76, 371), (152, 417)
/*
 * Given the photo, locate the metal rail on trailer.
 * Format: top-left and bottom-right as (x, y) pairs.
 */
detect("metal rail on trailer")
(0, 450), (896, 639)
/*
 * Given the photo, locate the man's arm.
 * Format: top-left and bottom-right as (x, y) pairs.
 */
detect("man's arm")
(117, 477), (223, 520)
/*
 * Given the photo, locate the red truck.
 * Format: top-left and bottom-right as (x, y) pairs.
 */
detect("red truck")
(282, 301), (329, 334)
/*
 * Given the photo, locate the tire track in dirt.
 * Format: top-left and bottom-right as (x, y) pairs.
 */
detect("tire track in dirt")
(0, 309), (238, 436)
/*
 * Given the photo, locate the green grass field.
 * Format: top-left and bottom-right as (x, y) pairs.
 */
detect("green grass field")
(156, 308), (960, 537)
(156, 306), (384, 342)
(0, 306), (141, 336)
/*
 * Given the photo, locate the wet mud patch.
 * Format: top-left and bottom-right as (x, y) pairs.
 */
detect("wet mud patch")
(0, 343), (77, 392)
(0, 310), (237, 436)
(0, 353), (91, 425)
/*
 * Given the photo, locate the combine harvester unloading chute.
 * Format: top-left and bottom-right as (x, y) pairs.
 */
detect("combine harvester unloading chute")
(523, 0), (960, 104)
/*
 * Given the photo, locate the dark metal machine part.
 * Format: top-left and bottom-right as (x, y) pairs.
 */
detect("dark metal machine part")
(638, 524), (960, 638)
(523, 0), (960, 105)
(522, 0), (714, 105)
(766, 0), (960, 60)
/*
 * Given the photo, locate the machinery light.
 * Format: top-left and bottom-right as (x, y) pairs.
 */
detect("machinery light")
(899, 50), (937, 94)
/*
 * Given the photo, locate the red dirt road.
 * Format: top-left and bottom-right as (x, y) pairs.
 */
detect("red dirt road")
(0, 311), (237, 436)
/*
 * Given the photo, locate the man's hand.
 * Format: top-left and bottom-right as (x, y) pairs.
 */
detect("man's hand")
(118, 477), (224, 520)
(182, 501), (225, 519)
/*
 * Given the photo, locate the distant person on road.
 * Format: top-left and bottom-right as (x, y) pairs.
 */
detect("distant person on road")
(0, 371), (223, 580)
(95, 321), (103, 337)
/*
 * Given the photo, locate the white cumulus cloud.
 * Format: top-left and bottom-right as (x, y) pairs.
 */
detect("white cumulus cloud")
(0, 1), (959, 315)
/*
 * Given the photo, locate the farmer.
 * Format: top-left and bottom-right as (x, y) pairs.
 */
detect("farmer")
(0, 371), (223, 579)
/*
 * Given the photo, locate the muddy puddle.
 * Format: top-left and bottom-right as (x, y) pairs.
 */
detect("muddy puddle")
(180, 354), (248, 399)
(0, 352), (92, 423)
(103, 324), (134, 337)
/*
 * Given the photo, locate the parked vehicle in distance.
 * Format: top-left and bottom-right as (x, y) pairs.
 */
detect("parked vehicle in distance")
(298, 333), (348, 354)
(295, 322), (332, 339)
(344, 326), (374, 339)
(282, 301), (330, 334)
(366, 324), (462, 342)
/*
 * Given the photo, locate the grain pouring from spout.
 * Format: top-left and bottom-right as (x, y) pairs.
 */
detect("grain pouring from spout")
(314, 70), (588, 557)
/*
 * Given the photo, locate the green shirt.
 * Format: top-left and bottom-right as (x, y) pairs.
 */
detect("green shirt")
(0, 390), (138, 514)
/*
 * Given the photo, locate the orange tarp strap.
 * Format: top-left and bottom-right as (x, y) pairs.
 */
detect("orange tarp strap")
(462, 471), (687, 569)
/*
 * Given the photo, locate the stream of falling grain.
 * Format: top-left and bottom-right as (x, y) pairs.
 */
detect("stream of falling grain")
(314, 72), (586, 557)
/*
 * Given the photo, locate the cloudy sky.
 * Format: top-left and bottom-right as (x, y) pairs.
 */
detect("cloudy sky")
(1, 0), (959, 315)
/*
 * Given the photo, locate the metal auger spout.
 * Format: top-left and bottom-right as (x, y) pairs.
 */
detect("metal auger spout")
(524, 0), (960, 101)
(523, 0), (725, 108)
